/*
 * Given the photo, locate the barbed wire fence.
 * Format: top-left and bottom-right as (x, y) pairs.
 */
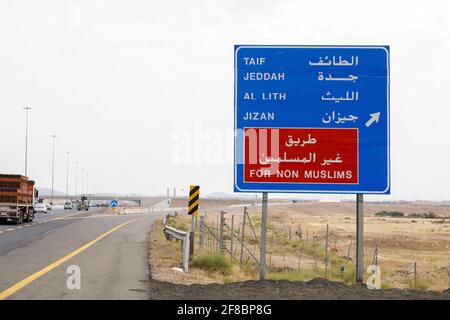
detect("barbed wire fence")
(189, 207), (449, 291)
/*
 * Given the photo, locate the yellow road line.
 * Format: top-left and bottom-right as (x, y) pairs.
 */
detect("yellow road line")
(54, 214), (151, 220)
(0, 218), (140, 300)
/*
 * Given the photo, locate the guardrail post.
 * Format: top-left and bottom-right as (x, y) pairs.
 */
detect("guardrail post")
(183, 232), (190, 272)
(163, 225), (190, 273)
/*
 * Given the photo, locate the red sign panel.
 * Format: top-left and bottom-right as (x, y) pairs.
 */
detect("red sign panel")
(244, 128), (358, 184)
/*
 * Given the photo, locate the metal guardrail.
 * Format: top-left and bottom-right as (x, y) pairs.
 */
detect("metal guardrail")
(163, 225), (190, 272)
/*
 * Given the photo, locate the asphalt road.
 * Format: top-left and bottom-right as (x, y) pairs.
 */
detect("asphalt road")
(0, 208), (165, 300)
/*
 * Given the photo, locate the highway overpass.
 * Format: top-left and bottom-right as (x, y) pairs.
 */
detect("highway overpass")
(39, 195), (167, 207)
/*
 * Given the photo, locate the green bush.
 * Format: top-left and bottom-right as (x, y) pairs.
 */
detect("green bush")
(375, 211), (404, 217)
(166, 216), (188, 231)
(406, 212), (441, 219)
(407, 213), (423, 218)
(410, 278), (431, 290)
(422, 212), (439, 219)
(191, 253), (232, 275)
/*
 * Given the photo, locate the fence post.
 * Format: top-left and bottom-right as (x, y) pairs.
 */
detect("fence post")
(230, 215), (234, 258)
(219, 211), (225, 255)
(216, 215), (219, 252)
(268, 229), (275, 271)
(298, 249), (302, 271)
(324, 224), (329, 279)
(412, 261), (417, 288)
(348, 240), (353, 261)
(233, 226), (240, 258)
(314, 236), (318, 274)
(240, 207), (247, 270)
(199, 216), (205, 250)
(246, 210), (261, 250)
(372, 242), (378, 266)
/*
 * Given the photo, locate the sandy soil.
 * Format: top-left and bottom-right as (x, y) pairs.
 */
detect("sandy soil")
(148, 202), (450, 299)
(146, 278), (450, 300)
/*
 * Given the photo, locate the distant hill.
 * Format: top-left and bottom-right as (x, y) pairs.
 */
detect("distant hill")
(36, 187), (66, 196)
(205, 192), (257, 200)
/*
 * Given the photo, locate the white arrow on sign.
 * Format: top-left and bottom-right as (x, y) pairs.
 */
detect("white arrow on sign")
(365, 112), (381, 127)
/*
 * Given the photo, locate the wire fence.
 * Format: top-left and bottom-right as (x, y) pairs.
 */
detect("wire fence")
(189, 207), (449, 291)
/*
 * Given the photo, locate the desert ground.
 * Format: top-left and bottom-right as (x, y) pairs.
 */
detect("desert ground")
(149, 201), (449, 297)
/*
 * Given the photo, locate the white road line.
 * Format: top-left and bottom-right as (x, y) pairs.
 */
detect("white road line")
(0, 231), (4, 234)
(6, 228), (15, 232)
(17, 226), (23, 229)
(24, 224), (31, 227)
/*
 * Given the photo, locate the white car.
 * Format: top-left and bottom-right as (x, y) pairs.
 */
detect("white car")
(64, 202), (73, 210)
(34, 203), (48, 214)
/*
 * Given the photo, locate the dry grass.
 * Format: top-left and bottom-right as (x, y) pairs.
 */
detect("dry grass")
(148, 218), (253, 284)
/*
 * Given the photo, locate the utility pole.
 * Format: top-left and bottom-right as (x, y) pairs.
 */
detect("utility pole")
(51, 134), (57, 205)
(75, 161), (79, 200)
(86, 172), (89, 195)
(66, 152), (70, 197)
(81, 168), (85, 195)
(23, 107), (31, 176)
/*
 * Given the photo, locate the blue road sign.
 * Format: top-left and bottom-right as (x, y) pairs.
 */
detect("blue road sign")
(234, 45), (390, 194)
(111, 200), (118, 208)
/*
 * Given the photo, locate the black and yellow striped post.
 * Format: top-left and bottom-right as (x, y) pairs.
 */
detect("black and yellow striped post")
(188, 185), (200, 217)
(188, 185), (200, 256)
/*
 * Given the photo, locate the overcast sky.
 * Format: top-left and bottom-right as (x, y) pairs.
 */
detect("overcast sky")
(1, 0), (449, 201)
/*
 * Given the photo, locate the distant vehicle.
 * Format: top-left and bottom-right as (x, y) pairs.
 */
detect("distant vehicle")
(34, 203), (48, 214)
(0, 174), (37, 224)
(64, 202), (73, 210)
(77, 196), (89, 211)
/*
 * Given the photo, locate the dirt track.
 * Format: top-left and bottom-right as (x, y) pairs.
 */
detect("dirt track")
(147, 278), (450, 300)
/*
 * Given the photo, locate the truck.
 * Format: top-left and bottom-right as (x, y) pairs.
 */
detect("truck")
(77, 195), (90, 211)
(0, 174), (37, 224)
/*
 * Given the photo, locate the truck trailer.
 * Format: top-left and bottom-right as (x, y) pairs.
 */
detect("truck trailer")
(77, 195), (90, 211)
(0, 174), (37, 224)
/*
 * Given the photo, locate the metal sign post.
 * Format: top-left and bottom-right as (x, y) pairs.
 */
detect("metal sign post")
(111, 199), (118, 214)
(260, 192), (268, 281)
(188, 185), (200, 256)
(356, 193), (364, 282)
